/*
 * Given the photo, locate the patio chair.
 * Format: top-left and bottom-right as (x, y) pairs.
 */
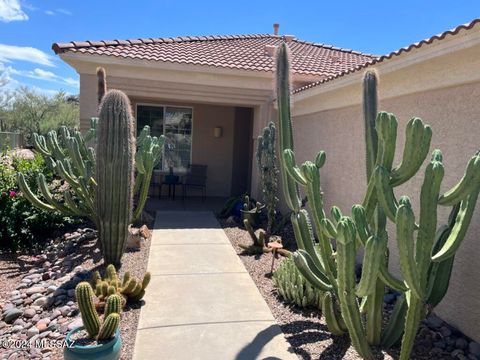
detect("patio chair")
(182, 164), (207, 202)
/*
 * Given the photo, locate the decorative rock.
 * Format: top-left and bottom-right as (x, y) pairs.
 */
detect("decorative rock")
(30, 293), (43, 301)
(469, 342), (480, 356)
(440, 326), (452, 337)
(67, 289), (75, 298)
(33, 297), (48, 307)
(50, 310), (61, 320)
(27, 326), (39, 338)
(67, 318), (83, 331)
(11, 325), (23, 333)
(426, 314), (443, 329)
(23, 308), (36, 319)
(25, 286), (46, 296)
(46, 285), (58, 294)
(4, 308), (23, 323)
(60, 306), (71, 317)
(457, 338), (469, 350)
(42, 272), (51, 281)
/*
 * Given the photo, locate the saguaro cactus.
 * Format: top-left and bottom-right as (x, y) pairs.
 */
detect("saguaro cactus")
(275, 41), (480, 360)
(95, 90), (136, 266)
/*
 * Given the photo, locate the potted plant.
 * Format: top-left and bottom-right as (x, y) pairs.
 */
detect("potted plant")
(240, 195), (264, 227)
(64, 282), (122, 360)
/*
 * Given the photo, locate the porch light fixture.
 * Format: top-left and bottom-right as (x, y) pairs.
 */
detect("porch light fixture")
(213, 126), (223, 138)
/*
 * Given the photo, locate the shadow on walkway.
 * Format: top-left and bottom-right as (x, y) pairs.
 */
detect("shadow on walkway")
(235, 324), (295, 360)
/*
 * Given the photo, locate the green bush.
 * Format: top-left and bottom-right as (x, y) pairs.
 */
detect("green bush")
(0, 151), (75, 252)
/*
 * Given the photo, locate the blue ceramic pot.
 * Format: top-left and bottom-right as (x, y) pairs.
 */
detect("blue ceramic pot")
(63, 327), (122, 360)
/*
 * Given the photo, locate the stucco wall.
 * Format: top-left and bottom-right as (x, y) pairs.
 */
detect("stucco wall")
(292, 80), (480, 341)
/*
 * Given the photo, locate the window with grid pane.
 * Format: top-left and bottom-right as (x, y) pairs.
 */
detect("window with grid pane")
(136, 105), (192, 172)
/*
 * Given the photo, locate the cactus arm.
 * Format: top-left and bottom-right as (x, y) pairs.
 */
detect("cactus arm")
(390, 119), (432, 187)
(438, 153), (480, 206)
(97, 313), (120, 340)
(365, 278), (385, 345)
(431, 188), (480, 262)
(292, 251), (332, 292)
(378, 262), (408, 292)
(399, 293), (425, 360)
(363, 70), (378, 180)
(282, 150), (308, 185)
(426, 225), (455, 307)
(356, 235), (385, 297)
(319, 218), (337, 238)
(37, 174), (76, 215)
(351, 205), (370, 246)
(330, 206), (343, 224)
(301, 161), (337, 283)
(322, 293), (346, 335)
(416, 152), (444, 282)
(76, 282), (101, 338)
(374, 166), (399, 223)
(132, 164), (152, 221)
(375, 112), (397, 170)
(17, 173), (56, 212)
(336, 218), (372, 358)
(32, 133), (51, 157)
(381, 294), (407, 348)
(276, 42), (301, 212)
(396, 200), (424, 300)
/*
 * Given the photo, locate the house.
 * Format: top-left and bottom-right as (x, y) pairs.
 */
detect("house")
(51, 25), (374, 198)
(53, 19), (480, 342)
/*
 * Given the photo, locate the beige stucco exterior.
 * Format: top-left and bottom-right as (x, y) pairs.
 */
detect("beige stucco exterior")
(290, 25), (480, 341)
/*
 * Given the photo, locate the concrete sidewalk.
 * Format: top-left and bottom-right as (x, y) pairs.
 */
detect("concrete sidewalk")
(132, 211), (297, 360)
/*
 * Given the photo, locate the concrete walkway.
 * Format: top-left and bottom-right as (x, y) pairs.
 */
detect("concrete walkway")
(133, 211), (297, 360)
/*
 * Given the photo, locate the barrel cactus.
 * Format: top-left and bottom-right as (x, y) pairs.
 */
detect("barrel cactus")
(92, 264), (150, 303)
(275, 41), (480, 360)
(75, 282), (121, 340)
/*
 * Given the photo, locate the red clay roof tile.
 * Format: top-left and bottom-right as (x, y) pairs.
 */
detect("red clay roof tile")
(52, 34), (374, 77)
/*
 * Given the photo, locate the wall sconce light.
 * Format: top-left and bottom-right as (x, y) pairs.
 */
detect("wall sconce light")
(213, 126), (223, 138)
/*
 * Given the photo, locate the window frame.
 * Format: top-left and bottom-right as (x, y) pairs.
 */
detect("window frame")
(135, 102), (194, 174)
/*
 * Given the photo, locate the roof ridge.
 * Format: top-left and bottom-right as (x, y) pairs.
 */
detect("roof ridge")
(291, 38), (376, 58)
(52, 33), (281, 53)
(293, 18), (480, 94)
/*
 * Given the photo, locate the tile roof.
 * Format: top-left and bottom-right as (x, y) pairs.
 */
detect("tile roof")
(52, 34), (375, 77)
(293, 18), (480, 93)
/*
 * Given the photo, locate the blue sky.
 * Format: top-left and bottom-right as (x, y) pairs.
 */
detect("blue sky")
(0, 0), (478, 96)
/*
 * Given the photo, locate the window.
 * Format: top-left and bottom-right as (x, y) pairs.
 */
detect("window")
(136, 104), (193, 172)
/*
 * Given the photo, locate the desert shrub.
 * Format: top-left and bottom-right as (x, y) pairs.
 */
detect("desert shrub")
(0, 151), (75, 252)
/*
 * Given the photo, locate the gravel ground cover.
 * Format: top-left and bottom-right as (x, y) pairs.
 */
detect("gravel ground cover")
(219, 217), (480, 360)
(0, 226), (151, 360)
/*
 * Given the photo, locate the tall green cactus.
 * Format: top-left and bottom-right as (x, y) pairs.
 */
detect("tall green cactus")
(76, 282), (122, 340)
(18, 70), (165, 265)
(256, 121), (279, 238)
(275, 41), (480, 360)
(95, 89), (135, 266)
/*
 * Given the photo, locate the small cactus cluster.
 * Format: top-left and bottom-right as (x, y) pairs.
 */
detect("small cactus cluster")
(275, 42), (480, 360)
(256, 121), (279, 239)
(92, 264), (151, 304)
(76, 282), (121, 340)
(18, 68), (165, 265)
(273, 257), (323, 309)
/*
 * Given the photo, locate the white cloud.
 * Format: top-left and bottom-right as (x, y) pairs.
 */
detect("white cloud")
(44, 8), (72, 16)
(55, 9), (71, 15)
(5, 65), (79, 88)
(0, 44), (55, 67)
(0, 0), (28, 22)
